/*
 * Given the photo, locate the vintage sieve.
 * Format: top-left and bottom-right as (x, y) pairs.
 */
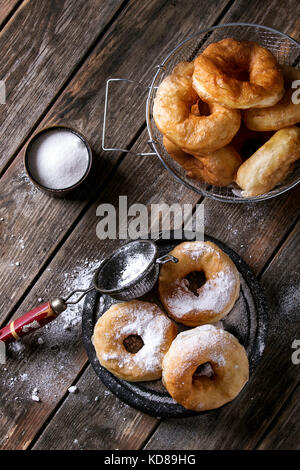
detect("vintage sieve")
(102, 23), (300, 203)
(0, 240), (177, 343)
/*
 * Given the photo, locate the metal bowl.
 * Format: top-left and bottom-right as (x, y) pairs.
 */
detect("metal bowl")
(25, 126), (92, 198)
(146, 23), (300, 203)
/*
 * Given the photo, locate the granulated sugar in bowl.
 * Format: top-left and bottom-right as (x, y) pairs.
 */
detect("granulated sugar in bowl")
(25, 126), (92, 196)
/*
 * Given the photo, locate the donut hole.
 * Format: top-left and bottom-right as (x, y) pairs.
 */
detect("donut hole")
(185, 271), (206, 296)
(192, 362), (215, 382)
(191, 100), (211, 117)
(224, 62), (250, 82)
(123, 335), (144, 354)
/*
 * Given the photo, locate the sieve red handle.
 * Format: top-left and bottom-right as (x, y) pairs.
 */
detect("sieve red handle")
(0, 299), (66, 344)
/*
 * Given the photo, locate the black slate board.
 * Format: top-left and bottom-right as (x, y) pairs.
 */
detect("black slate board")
(82, 233), (268, 418)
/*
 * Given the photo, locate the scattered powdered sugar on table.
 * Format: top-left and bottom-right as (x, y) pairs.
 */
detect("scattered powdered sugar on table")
(0, 258), (102, 403)
(166, 267), (237, 317)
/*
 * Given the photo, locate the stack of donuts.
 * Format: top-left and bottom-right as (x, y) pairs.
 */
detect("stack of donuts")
(153, 38), (300, 197)
(93, 241), (249, 412)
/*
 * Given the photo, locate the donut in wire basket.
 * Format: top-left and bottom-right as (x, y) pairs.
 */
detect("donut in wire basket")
(153, 61), (241, 155)
(162, 325), (249, 411)
(193, 38), (284, 109)
(92, 300), (177, 382)
(163, 136), (242, 187)
(158, 241), (240, 327)
(243, 66), (300, 131)
(236, 126), (300, 197)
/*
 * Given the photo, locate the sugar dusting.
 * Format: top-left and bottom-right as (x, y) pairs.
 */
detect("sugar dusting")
(119, 253), (149, 286)
(100, 303), (172, 373)
(166, 267), (237, 317)
(0, 257), (102, 404)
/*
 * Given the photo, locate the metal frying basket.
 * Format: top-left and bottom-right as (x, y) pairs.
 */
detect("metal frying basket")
(103, 23), (300, 203)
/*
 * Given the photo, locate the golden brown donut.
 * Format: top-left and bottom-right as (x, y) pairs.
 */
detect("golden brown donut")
(162, 325), (249, 411)
(153, 61), (241, 154)
(243, 66), (300, 130)
(158, 241), (240, 327)
(92, 300), (177, 381)
(163, 136), (242, 186)
(193, 38), (284, 109)
(236, 126), (300, 197)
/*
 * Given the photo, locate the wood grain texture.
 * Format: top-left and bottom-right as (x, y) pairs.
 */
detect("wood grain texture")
(0, 0), (299, 452)
(0, 0), (21, 26)
(257, 385), (300, 450)
(30, 135), (299, 449)
(0, 0), (126, 174)
(145, 223), (300, 450)
(0, 0), (230, 328)
(0, 0), (231, 450)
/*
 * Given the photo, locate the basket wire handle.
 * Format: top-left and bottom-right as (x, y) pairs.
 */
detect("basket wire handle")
(102, 78), (157, 157)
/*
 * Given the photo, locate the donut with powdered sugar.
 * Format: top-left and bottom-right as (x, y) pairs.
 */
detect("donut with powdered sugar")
(92, 300), (177, 382)
(159, 241), (240, 326)
(162, 325), (249, 411)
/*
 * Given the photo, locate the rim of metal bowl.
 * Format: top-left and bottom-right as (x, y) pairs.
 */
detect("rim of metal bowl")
(146, 22), (300, 204)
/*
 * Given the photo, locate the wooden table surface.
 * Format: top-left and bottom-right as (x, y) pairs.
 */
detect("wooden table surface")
(0, 0), (299, 451)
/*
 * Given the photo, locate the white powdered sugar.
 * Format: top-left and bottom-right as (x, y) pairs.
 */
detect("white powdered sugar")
(101, 303), (171, 372)
(166, 267), (237, 318)
(22, 320), (40, 333)
(28, 129), (90, 190)
(181, 241), (217, 260)
(119, 254), (149, 286)
(168, 325), (230, 370)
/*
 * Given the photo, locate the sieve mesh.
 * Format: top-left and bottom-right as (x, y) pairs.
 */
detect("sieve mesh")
(146, 23), (300, 203)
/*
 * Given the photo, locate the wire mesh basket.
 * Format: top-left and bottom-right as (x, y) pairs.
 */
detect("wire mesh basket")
(104, 23), (300, 203)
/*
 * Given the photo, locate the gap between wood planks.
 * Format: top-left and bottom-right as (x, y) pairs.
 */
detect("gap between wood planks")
(0, 0), (234, 327)
(0, 0), (24, 31)
(142, 221), (300, 450)
(27, 217), (300, 450)
(12, 0), (239, 449)
(2, 0), (300, 449)
(254, 380), (300, 449)
(0, 120), (147, 329)
(0, 0), (234, 180)
(0, 0), (130, 179)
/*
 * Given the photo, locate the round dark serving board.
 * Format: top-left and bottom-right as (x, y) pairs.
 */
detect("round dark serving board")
(82, 233), (268, 418)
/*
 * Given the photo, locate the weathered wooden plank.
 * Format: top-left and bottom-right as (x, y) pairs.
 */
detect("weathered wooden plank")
(32, 367), (159, 450)
(3, 0), (300, 451)
(0, 0), (126, 174)
(145, 223), (300, 449)
(257, 385), (300, 450)
(0, 132), (206, 451)
(0, 0), (231, 327)
(0, 0), (232, 450)
(28, 134), (299, 450)
(0, 0), (21, 26)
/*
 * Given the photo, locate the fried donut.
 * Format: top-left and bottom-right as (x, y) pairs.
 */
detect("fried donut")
(162, 325), (249, 411)
(193, 38), (284, 109)
(158, 241), (240, 326)
(153, 61), (241, 154)
(163, 136), (241, 186)
(92, 300), (177, 381)
(236, 126), (300, 197)
(243, 66), (300, 130)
